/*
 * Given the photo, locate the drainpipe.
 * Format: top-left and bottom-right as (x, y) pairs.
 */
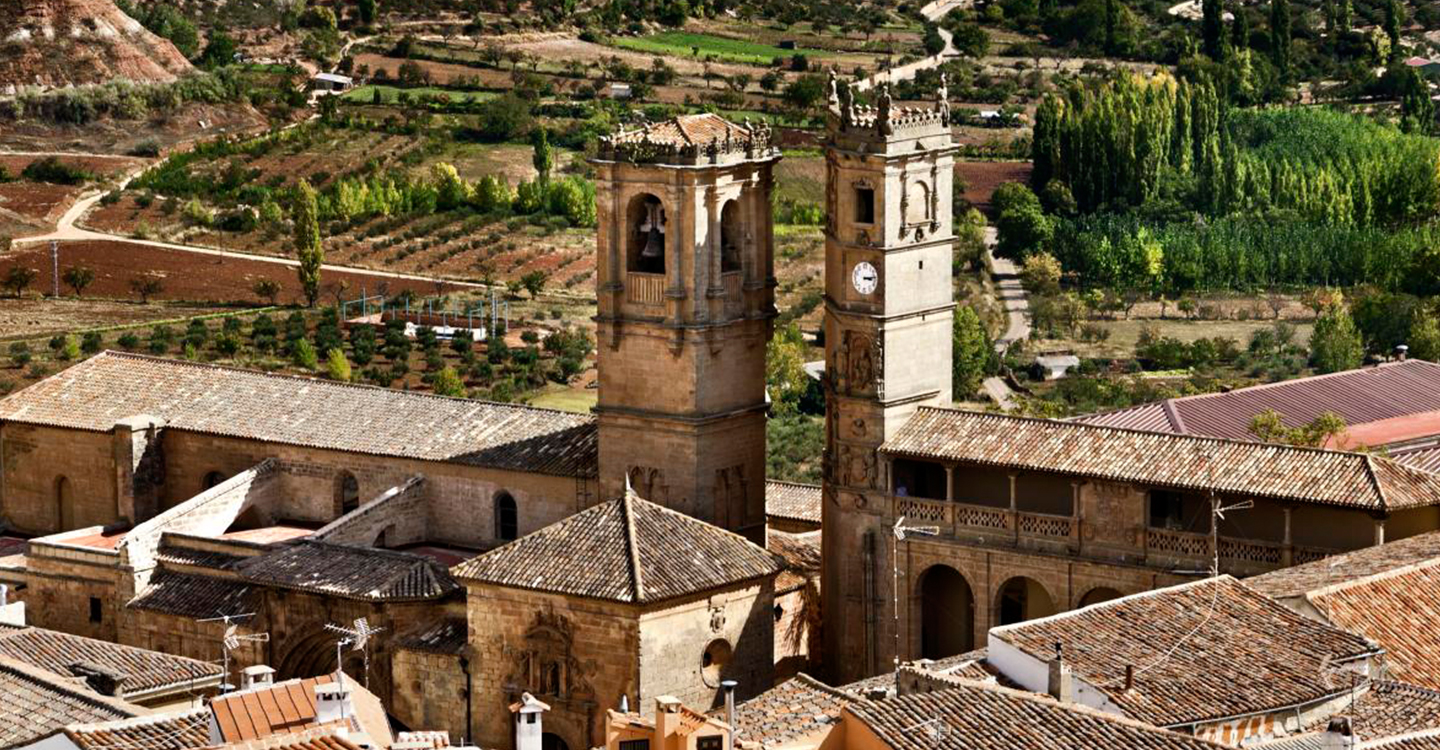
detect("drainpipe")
(722, 680), (738, 750)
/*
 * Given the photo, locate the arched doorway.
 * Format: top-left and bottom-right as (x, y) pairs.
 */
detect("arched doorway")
(541, 734), (569, 750)
(918, 565), (974, 659)
(495, 492), (518, 541)
(996, 576), (1057, 626)
(1078, 587), (1122, 608)
(54, 476), (74, 531)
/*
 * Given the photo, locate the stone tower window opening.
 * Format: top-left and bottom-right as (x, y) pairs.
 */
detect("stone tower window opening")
(496, 491), (518, 541)
(854, 187), (875, 224)
(627, 193), (667, 275)
(720, 199), (743, 273)
(337, 472), (360, 516)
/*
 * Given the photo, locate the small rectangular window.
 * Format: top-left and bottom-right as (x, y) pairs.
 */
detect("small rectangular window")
(89, 597), (102, 623)
(620, 740), (650, 750)
(697, 737), (723, 750)
(525, 714), (536, 725)
(854, 187), (875, 224)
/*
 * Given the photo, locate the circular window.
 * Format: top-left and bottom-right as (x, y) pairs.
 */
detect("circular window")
(701, 639), (732, 687)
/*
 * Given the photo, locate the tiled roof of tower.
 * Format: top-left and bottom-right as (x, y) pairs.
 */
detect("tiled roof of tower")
(1303, 559), (1440, 691)
(452, 492), (783, 603)
(885, 408), (1440, 511)
(724, 674), (852, 747)
(0, 351), (598, 477)
(609, 113), (759, 148)
(127, 570), (259, 619)
(1074, 360), (1440, 441)
(0, 655), (140, 749)
(1246, 531), (1440, 599)
(234, 541), (460, 602)
(765, 480), (821, 525)
(990, 577), (1381, 728)
(0, 626), (222, 698)
(64, 709), (212, 750)
(844, 679), (1228, 750)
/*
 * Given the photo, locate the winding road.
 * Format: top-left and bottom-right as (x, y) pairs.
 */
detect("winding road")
(982, 227), (1029, 410)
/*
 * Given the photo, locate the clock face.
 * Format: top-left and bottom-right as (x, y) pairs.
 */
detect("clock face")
(852, 261), (878, 295)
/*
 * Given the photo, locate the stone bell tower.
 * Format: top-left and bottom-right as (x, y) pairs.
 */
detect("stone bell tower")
(590, 114), (780, 543)
(821, 77), (958, 683)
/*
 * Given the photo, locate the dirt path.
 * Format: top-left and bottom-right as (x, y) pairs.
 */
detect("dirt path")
(983, 227), (1027, 410)
(854, 1), (963, 92)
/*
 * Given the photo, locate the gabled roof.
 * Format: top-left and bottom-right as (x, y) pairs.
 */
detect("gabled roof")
(208, 673), (390, 746)
(844, 679), (1227, 750)
(233, 541), (460, 602)
(127, 570), (258, 619)
(64, 708), (212, 750)
(1074, 360), (1440, 443)
(0, 352), (598, 477)
(0, 655), (140, 749)
(1302, 558), (1440, 691)
(0, 626), (222, 698)
(1246, 531), (1440, 599)
(452, 493), (783, 604)
(765, 480), (821, 525)
(725, 674), (852, 747)
(989, 577), (1381, 728)
(885, 408), (1440, 511)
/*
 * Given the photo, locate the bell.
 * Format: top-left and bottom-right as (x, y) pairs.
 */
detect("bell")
(641, 227), (664, 259)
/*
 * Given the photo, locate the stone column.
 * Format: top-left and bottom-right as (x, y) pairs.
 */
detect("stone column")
(1374, 517), (1387, 546)
(1281, 506), (1294, 566)
(944, 465), (954, 502)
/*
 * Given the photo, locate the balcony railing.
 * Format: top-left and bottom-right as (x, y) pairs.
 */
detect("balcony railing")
(722, 271), (744, 316)
(895, 497), (1071, 540)
(626, 272), (665, 306)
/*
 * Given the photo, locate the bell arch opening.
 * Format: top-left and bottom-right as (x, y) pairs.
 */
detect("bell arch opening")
(626, 193), (666, 275)
(720, 199), (742, 273)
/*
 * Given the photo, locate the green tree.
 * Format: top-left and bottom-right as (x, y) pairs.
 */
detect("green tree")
(253, 279), (281, 306)
(198, 28), (238, 69)
(1270, 0), (1291, 79)
(2, 267), (36, 298)
(358, 0), (377, 24)
(292, 179), (324, 307)
(952, 306), (995, 399)
(782, 75), (826, 117)
(432, 365), (467, 397)
(1310, 298), (1364, 373)
(326, 347), (352, 381)
(61, 266), (94, 297)
(1021, 252), (1063, 294)
(766, 323), (809, 415)
(431, 163), (472, 211)
(1202, 0), (1226, 59)
(1383, 0), (1403, 61)
(293, 338), (319, 369)
(531, 128), (553, 189)
(1409, 309), (1440, 361)
(994, 183), (1053, 259)
(1248, 409), (1348, 447)
(520, 270), (549, 300)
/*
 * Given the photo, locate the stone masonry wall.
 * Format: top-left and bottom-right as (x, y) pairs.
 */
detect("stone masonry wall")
(391, 648), (469, 741)
(311, 477), (428, 548)
(1, 424), (117, 534)
(637, 582), (775, 711)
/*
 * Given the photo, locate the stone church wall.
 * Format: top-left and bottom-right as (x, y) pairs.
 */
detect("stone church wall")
(391, 647), (469, 741)
(1, 424), (117, 534)
(637, 582), (775, 711)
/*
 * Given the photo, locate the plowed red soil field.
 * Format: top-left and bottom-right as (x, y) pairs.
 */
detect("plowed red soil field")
(959, 160), (1033, 215)
(0, 241), (467, 304)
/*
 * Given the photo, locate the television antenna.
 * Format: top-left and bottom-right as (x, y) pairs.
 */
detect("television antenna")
(324, 617), (384, 690)
(197, 612), (269, 693)
(892, 516), (940, 672)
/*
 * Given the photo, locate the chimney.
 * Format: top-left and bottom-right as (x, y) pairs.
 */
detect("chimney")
(722, 680), (738, 749)
(69, 662), (128, 697)
(241, 665), (276, 691)
(1124, 664), (1134, 692)
(654, 696), (682, 743)
(510, 692), (549, 750)
(1322, 717), (1355, 750)
(1047, 643), (1073, 703)
(314, 681), (356, 725)
(1396, 345), (1410, 362)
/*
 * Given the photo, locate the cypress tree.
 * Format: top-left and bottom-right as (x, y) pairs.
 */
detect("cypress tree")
(1032, 95), (1064, 190)
(1383, 0), (1402, 62)
(1271, 0), (1291, 80)
(1231, 4), (1249, 50)
(292, 179), (323, 307)
(1202, 0), (1226, 59)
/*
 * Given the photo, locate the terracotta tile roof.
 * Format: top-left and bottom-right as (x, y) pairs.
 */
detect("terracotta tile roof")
(609, 113), (760, 148)
(1246, 531), (1440, 599)
(0, 626), (222, 698)
(886, 408), (1440, 511)
(64, 708), (212, 750)
(208, 673), (391, 746)
(724, 673), (851, 747)
(845, 679), (1227, 750)
(990, 577), (1382, 728)
(127, 570), (259, 619)
(215, 729), (364, 750)
(841, 649), (998, 699)
(234, 541), (460, 602)
(0, 655), (140, 749)
(765, 481), (821, 525)
(452, 493), (783, 603)
(1074, 361), (1440, 443)
(0, 352), (598, 477)
(1364, 730), (1440, 749)
(1322, 681), (1440, 739)
(767, 529), (820, 593)
(1304, 559), (1440, 691)
(393, 619), (468, 655)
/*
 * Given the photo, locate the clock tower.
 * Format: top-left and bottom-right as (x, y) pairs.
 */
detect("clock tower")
(821, 76), (958, 683)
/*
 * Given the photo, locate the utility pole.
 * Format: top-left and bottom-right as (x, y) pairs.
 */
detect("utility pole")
(50, 241), (59, 297)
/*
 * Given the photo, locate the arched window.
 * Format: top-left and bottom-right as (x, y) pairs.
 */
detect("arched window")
(202, 471), (227, 491)
(496, 492), (518, 541)
(55, 476), (74, 531)
(337, 472), (360, 515)
(720, 200), (742, 273)
(906, 180), (932, 224)
(626, 194), (666, 274)
(701, 639), (732, 686)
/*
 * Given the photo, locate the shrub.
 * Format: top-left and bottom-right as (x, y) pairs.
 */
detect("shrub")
(326, 348), (352, 381)
(116, 333), (140, 350)
(81, 331), (103, 354)
(293, 338), (319, 369)
(21, 157), (90, 185)
(130, 273), (165, 303)
(252, 279), (281, 306)
(8, 342), (31, 367)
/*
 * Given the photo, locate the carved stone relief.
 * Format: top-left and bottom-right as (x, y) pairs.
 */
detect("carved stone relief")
(503, 607), (597, 704)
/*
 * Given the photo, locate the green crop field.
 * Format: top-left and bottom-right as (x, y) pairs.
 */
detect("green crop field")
(612, 31), (831, 65)
(341, 85), (498, 104)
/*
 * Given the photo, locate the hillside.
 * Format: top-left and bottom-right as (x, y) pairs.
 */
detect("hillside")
(0, 0), (193, 94)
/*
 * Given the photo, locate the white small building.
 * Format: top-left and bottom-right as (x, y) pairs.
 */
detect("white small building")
(608, 82), (632, 100)
(312, 72), (355, 92)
